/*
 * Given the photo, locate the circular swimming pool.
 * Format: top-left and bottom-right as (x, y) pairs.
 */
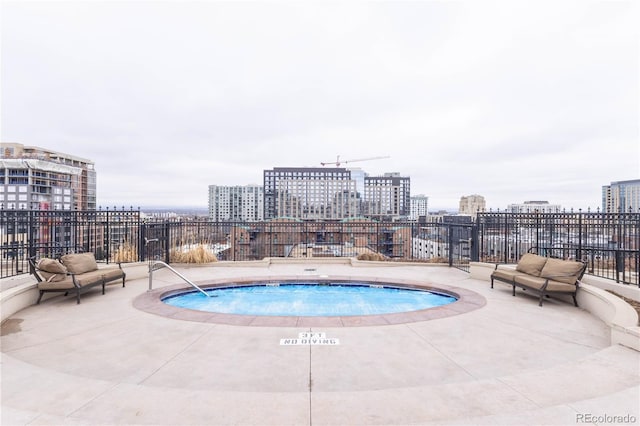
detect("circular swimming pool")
(162, 282), (457, 316)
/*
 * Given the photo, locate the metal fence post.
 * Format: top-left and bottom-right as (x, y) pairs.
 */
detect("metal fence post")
(448, 223), (453, 267)
(471, 223), (479, 262)
(26, 210), (34, 273)
(139, 222), (146, 262)
(578, 211), (583, 261)
(164, 221), (170, 264)
(503, 213), (508, 264)
(105, 208), (110, 262)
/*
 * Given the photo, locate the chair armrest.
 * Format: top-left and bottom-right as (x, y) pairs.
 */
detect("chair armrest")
(28, 256), (41, 281)
(66, 271), (83, 288)
(493, 264), (516, 271)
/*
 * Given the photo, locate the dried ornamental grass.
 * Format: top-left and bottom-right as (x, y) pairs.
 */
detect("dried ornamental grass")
(357, 252), (386, 261)
(113, 242), (137, 263)
(170, 244), (218, 263)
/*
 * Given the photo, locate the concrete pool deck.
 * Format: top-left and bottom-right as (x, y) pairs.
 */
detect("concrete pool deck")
(1, 261), (639, 425)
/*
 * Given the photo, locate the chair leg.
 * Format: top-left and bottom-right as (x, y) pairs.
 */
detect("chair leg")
(572, 294), (578, 307)
(538, 293), (544, 307)
(76, 289), (81, 304)
(490, 278), (494, 289)
(512, 285), (516, 296)
(37, 290), (44, 304)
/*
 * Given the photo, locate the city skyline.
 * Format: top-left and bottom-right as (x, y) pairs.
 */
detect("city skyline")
(2, 143), (635, 214)
(2, 1), (638, 211)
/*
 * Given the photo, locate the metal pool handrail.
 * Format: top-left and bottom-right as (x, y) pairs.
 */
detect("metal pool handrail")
(148, 260), (212, 297)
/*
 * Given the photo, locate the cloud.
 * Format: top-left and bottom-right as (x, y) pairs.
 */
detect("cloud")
(2, 0), (638, 210)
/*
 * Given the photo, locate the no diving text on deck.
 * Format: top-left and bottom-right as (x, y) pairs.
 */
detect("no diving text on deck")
(280, 332), (340, 346)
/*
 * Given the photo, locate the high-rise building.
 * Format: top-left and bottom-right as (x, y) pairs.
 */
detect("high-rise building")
(208, 185), (264, 221)
(410, 194), (429, 220)
(507, 200), (562, 213)
(0, 143), (96, 210)
(349, 167), (366, 198)
(363, 173), (411, 220)
(602, 179), (640, 212)
(262, 168), (411, 221)
(459, 194), (486, 215)
(263, 167), (359, 220)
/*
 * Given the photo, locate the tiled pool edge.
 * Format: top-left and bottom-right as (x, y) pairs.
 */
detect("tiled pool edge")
(132, 275), (486, 327)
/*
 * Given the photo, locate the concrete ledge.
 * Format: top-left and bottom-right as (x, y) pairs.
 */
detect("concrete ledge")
(576, 284), (640, 351)
(172, 259), (271, 268)
(351, 259), (449, 268)
(470, 262), (640, 351)
(581, 274), (640, 302)
(185, 258), (448, 268)
(173, 258), (351, 267)
(0, 281), (38, 324)
(269, 257), (351, 265)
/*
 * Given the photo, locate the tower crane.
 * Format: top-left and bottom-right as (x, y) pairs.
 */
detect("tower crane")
(320, 155), (390, 167)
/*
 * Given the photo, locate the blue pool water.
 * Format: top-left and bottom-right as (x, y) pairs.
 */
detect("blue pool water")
(162, 283), (457, 316)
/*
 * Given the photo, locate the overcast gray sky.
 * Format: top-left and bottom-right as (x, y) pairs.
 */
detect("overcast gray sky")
(2, 1), (638, 211)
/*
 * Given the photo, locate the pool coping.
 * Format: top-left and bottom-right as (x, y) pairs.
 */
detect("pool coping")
(132, 275), (486, 327)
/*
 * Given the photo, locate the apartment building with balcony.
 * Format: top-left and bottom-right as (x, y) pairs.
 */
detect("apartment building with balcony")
(362, 173), (411, 221)
(263, 167), (360, 221)
(602, 179), (640, 212)
(263, 167), (411, 222)
(0, 143), (96, 210)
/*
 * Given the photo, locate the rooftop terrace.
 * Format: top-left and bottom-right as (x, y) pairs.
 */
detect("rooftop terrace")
(1, 260), (638, 425)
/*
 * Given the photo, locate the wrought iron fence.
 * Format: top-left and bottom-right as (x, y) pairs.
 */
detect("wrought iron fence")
(0, 208), (144, 277)
(476, 211), (639, 286)
(1, 209), (638, 286)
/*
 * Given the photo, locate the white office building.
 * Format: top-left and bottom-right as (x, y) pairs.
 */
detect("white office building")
(410, 194), (429, 220)
(208, 185), (264, 222)
(506, 200), (562, 213)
